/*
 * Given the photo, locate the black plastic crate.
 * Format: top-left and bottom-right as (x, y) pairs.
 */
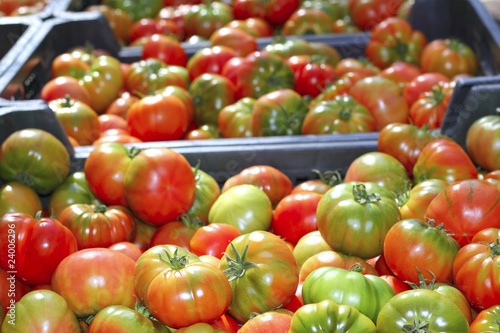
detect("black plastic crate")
(0, 16), (41, 66)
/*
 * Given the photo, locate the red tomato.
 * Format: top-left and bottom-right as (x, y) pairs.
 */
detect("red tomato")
(51, 248), (137, 317)
(211, 313), (240, 333)
(294, 59), (338, 97)
(109, 241), (143, 261)
(409, 81), (454, 129)
(399, 179), (448, 221)
(378, 275), (411, 294)
(232, 0), (299, 26)
(149, 220), (198, 250)
(40, 76), (92, 106)
(403, 72), (450, 107)
(141, 34), (187, 67)
(348, 0), (403, 30)
(0, 212), (78, 286)
(209, 26), (258, 57)
(426, 179), (500, 247)
(98, 113), (129, 133)
(105, 91), (140, 118)
(189, 223), (242, 258)
(238, 310), (293, 333)
(124, 148), (196, 226)
(271, 192), (322, 245)
(129, 18), (182, 43)
(186, 45), (238, 81)
(379, 61), (422, 93)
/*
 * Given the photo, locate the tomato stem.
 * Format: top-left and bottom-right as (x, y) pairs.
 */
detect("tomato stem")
(488, 239), (500, 257)
(222, 242), (257, 281)
(159, 248), (189, 270)
(402, 319), (430, 332)
(312, 169), (343, 186)
(352, 184), (381, 204)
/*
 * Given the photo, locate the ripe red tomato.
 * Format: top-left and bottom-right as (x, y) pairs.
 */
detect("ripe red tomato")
(379, 61), (422, 93)
(51, 248), (137, 318)
(420, 39), (479, 78)
(271, 192), (322, 245)
(40, 76), (92, 106)
(426, 179), (500, 247)
(141, 34), (187, 67)
(124, 148), (196, 226)
(126, 93), (190, 141)
(209, 26), (258, 57)
(403, 72), (450, 107)
(408, 81), (454, 129)
(348, 0), (404, 30)
(149, 220), (198, 249)
(294, 58), (338, 97)
(232, 0), (299, 26)
(186, 45), (238, 81)
(189, 223), (242, 259)
(238, 310), (293, 333)
(399, 179), (448, 221)
(109, 241), (143, 261)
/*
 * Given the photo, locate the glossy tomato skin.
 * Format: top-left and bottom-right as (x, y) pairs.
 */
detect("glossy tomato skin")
(366, 17), (427, 69)
(126, 93), (190, 141)
(124, 148), (196, 226)
(51, 248), (137, 318)
(183, 1), (234, 39)
(383, 218), (460, 285)
(149, 220), (198, 249)
(426, 179), (500, 247)
(375, 289), (469, 332)
(409, 81), (453, 129)
(302, 266), (395, 322)
(252, 88), (308, 137)
(238, 310), (293, 333)
(134, 244), (231, 329)
(1, 290), (81, 333)
(466, 114), (500, 171)
(88, 305), (171, 333)
(271, 192), (322, 245)
(379, 61), (422, 92)
(219, 230), (299, 324)
(221, 165), (293, 207)
(189, 223), (241, 259)
(316, 182), (401, 259)
(218, 97), (255, 138)
(0, 212), (78, 286)
(184, 167), (221, 225)
(399, 179), (447, 220)
(377, 122), (438, 178)
(0, 181), (42, 217)
(186, 45), (237, 81)
(58, 204), (136, 249)
(0, 129), (71, 196)
(293, 230), (332, 268)
(289, 299), (376, 333)
(469, 305), (500, 333)
(232, 0), (299, 26)
(403, 72), (449, 107)
(282, 8), (335, 37)
(141, 34), (187, 67)
(412, 138), (478, 185)
(420, 38), (479, 78)
(209, 27), (257, 57)
(301, 94), (376, 135)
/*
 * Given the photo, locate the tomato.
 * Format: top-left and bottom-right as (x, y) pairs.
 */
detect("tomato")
(348, 76), (409, 130)
(420, 39), (479, 78)
(127, 93), (190, 141)
(48, 96), (101, 146)
(271, 192), (322, 246)
(252, 88), (308, 136)
(133, 219), (158, 253)
(103, 0), (163, 21)
(426, 179), (500, 247)
(124, 148), (196, 226)
(291, 170), (341, 195)
(378, 274), (411, 294)
(0, 212), (78, 286)
(335, 58), (380, 78)
(403, 72), (450, 107)
(413, 138), (478, 184)
(218, 230), (299, 323)
(316, 182), (401, 259)
(383, 218), (460, 284)
(209, 26), (257, 57)
(79, 55), (124, 114)
(232, 0), (299, 26)
(134, 244), (231, 328)
(210, 313), (240, 333)
(299, 250), (378, 282)
(224, 51), (295, 100)
(466, 114), (500, 172)
(189, 223), (241, 259)
(289, 299), (376, 333)
(301, 94), (376, 134)
(0, 267), (30, 316)
(129, 17), (182, 43)
(189, 73), (237, 127)
(176, 323), (224, 332)
(51, 52), (90, 79)
(302, 266), (395, 322)
(344, 152), (410, 194)
(221, 165), (293, 207)
(58, 203), (136, 249)
(366, 17), (427, 69)
(186, 45), (237, 81)
(183, 167), (221, 225)
(469, 305), (500, 333)
(293, 57), (338, 97)
(0, 182), (42, 217)
(282, 8), (335, 36)
(408, 81), (454, 129)
(209, 184), (273, 234)
(399, 179), (447, 221)
(108, 241), (143, 261)
(377, 122), (438, 178)
(40, 76), (93, 106)
(184, 1), (234, 39)
(141, 34), (187, 67)
(1, 290), (81, 333)
(126, 59), (187, 96)
(51, 248), (136, 317)
(98, 114), (129, 133)
(379, 61), (422, 93)
(0, 129), (70, 195)
(105, 91), (139, 118)
(263, 38), (315, 59)
(149, 220), (199, 249)
(293, 230), (332, 268)
(375, 289), (469, 332)
(224, 17), (273, 38)
(183, 124), (220, 140)
(88, 305), (171, 332)
(238, 310), (293, 333)
(218, 97), (255, 138)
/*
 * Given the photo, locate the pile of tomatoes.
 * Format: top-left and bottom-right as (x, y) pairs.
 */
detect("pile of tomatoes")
(0, 105), (499, 331)
(0, 0), (49, 16)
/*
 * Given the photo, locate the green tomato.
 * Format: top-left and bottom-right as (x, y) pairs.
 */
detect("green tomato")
(316, 181), (401, 259)
(184, 167), (221, 225)
(104, 0), (163, 21)
(302, 266), (395, 323)
(208, 184), (273, 234)
(376, 289), (469, 332)
(289, 299), (376, 332)
(89, 305), (171, 332)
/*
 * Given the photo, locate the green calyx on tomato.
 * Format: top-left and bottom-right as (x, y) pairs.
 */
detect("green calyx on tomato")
(159, 247), (191, 270)
(352, 183), (381, 204)
(222, 242), (256, 281)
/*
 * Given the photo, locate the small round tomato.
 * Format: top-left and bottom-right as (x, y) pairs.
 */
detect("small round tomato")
(189, 223), (242, 259)
(0, 181), (42, 217)
(466, 114), (500, 172)
(141, 34), (187, 67)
